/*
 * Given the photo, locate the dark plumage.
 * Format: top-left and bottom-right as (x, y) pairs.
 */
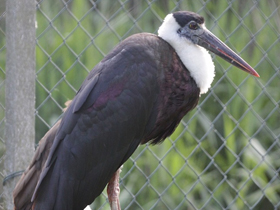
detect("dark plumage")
(13, 119), (61, 210)
(13, 11), (258, 210)
(14, 33), (199, 210)
(173, 11), (204, 27)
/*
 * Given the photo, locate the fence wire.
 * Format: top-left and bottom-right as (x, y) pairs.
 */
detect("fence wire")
(1, 0), (280, 209)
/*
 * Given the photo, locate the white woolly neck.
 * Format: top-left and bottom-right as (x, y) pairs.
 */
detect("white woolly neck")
(158, 13), (215, 94)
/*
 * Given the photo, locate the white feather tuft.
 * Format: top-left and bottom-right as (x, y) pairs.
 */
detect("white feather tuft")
(158, 14), (215, 94)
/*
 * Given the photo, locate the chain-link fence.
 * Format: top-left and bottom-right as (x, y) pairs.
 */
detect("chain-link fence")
(1, 0), (280, 209)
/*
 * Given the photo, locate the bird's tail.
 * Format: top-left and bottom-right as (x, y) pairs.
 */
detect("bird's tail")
(13, 120), (60, 210)
(13, 101), (72, 210)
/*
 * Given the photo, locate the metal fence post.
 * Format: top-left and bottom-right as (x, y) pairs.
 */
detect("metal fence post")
(3, 0), (35, 209)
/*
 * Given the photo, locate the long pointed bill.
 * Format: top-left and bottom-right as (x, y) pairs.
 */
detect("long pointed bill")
(196, 29), (260, 77)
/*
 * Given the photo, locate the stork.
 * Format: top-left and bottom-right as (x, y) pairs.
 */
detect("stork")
(13, 11), (259, 210)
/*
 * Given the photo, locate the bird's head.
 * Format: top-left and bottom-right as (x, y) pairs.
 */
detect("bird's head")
(158, 11), (259, 94)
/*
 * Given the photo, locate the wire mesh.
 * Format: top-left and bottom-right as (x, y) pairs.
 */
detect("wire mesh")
(1, 0), (280, 209)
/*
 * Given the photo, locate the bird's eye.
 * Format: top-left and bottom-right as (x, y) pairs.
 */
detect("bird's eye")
(189, 22), (198, 30)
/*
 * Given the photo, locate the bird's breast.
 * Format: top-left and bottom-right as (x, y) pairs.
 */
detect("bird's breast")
(142, 51), (200, 144)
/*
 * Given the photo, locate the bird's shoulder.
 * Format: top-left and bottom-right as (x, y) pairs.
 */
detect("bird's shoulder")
(32, 33), (167, 197)
(71, 33), (170, 113)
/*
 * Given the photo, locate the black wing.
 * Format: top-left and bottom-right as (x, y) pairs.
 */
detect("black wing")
(13, 120), (61, 210)
(32, 33), (163, 210)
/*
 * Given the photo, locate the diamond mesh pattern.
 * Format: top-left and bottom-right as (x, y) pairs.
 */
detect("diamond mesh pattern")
(1, 0), (280, 209)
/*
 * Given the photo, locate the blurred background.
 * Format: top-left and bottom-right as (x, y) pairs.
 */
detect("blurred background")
(0, 0), (280, 209)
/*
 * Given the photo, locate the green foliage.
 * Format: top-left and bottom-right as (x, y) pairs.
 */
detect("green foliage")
(33, 0), (280, 209)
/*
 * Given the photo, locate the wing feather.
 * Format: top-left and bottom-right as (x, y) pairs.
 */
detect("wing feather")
(31, 34), (163, 210)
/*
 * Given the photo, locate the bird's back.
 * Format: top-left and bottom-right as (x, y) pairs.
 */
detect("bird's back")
(14, 33), (200, 210)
